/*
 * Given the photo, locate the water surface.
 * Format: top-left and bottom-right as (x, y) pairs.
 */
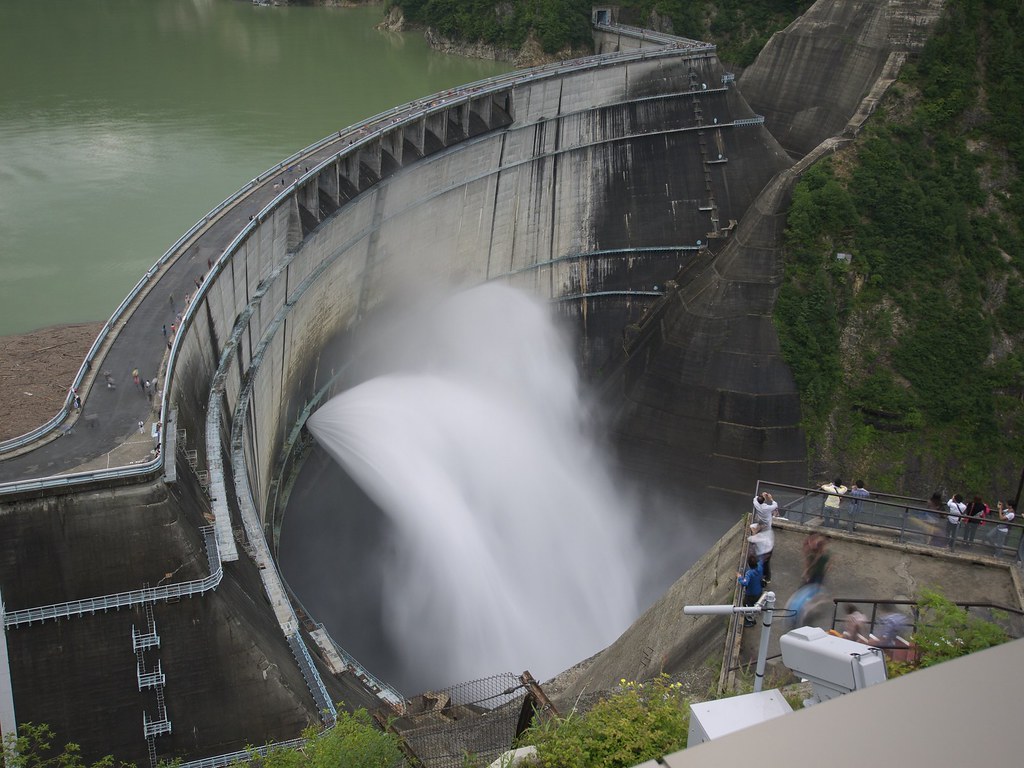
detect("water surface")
(0, 0), (510, 335)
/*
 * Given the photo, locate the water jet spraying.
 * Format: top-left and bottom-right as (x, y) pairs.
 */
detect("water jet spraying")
(305, 283), (647, 691)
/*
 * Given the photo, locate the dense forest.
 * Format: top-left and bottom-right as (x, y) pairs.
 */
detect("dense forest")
(386, 0), (813, 65)
(775, 0), (1024, 497)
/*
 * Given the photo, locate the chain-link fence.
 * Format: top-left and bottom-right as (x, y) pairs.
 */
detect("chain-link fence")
(392, 673), (530, 768)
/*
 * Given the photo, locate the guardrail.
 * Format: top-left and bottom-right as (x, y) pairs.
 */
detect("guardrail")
(177, 738), (307, 768)
(755, 480), (1024, 561)
(594, 21), (711, 50)
(3, 526), (222, 629)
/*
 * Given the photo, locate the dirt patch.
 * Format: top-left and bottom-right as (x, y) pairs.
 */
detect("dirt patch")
(0, 323), (104, 441)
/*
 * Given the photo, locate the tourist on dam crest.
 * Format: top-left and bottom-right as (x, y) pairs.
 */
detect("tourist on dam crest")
(737, 555), (764, 627)
(819, 478), (847, 528)
(846, 479), (869, 532)
(946, 494), (966, 548)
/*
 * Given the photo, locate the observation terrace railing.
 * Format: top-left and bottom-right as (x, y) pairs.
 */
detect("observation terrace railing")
(2, 526), (222, 629)
(754, 480), (1024, 562)
(826, 596), (1024, 644)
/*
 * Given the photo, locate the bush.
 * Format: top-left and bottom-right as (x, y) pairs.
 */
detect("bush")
(903, 588), (1009, 671)
(518, 676), (689, 768)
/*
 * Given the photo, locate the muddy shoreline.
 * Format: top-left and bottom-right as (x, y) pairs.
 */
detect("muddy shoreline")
(0, 323), (104, 441)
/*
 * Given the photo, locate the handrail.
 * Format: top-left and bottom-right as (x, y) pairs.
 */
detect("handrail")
(830, 596), (1024, 616)
(757, 480), (1024, 560)
(176, 738), (307, 768)
(3, 526), (222, 629)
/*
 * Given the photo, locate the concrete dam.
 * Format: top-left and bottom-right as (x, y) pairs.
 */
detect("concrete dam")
(0, 2), (943, 764)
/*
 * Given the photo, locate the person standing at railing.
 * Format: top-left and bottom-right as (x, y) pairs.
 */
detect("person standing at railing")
(750, 492), (777, 582)
(820, 478), (847, 528)
(986, 501), (1015, 553)
(946, 494), (966, 549)
(961, 495), (987, 547)
(847, 479), (869, 532)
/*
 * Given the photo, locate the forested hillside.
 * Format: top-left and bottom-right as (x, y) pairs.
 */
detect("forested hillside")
(775, 0), (1024, 497)
(386, 0), (813, 65)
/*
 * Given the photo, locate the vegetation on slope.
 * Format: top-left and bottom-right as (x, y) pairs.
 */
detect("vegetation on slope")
(386, 0), (595, 55)
(386, 0), (813, 64)
(774, 0), (1024, 495)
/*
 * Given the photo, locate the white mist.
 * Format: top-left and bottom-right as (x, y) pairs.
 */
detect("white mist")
(307, 283), (643, 688)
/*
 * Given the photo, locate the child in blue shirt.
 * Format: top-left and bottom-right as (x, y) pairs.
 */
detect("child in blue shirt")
(737, 554), (764, 627)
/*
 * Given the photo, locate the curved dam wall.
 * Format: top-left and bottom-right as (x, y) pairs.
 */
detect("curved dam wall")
(1, 40), (802, 766)
(169, 45), (793, 555)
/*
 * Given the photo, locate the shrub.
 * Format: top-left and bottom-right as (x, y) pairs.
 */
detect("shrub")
(518, 676), (688, 768)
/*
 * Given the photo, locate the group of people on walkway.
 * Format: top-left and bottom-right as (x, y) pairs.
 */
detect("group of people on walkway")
(941, 493), (1015, 552)
(738, 488), (839, 629)
(815, 476), (1017, 556)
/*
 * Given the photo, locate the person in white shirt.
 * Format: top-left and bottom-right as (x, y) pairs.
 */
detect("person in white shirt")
(946, 494), (966, 549)
(986, 501), (1015, 553)
(749, 492), (778, 583)
(820, 478), (847, 528)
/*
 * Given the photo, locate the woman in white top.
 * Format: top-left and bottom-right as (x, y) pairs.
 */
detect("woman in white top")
(946, 494), (966, 549)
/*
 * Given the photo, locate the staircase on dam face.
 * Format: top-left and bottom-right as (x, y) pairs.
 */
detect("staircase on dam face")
(135, 601), (171, 768)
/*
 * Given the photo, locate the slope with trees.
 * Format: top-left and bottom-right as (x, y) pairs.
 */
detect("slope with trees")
(775, 0), (1024, 495)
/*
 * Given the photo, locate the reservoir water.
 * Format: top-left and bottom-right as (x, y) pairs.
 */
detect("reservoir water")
(0, 0), (510, 336)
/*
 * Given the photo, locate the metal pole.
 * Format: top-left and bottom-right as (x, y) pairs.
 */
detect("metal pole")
(684, 591), (777, 692)
(754, 592), (775, 692)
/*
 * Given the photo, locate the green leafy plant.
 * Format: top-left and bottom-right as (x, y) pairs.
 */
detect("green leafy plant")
(238, 709), (404, 768)
(1, 723), (132, 768)
(518, 675), (689, 768)
(909, 588), (1009, 670)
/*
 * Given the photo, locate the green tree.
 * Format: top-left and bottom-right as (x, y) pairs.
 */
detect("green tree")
(2, 724), (131, 768)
